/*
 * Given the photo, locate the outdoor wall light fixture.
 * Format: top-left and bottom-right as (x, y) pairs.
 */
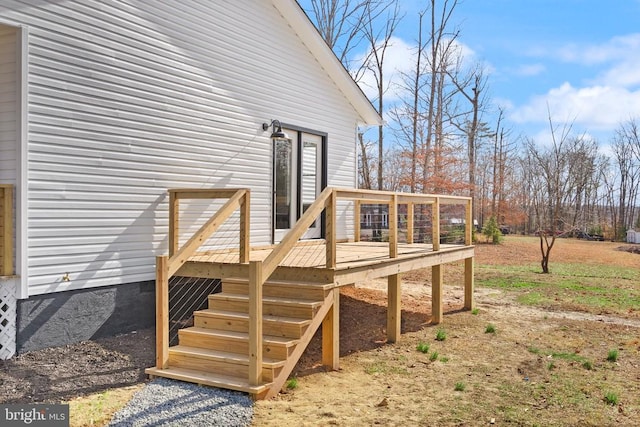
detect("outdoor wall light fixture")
(262, 119), (291, 141)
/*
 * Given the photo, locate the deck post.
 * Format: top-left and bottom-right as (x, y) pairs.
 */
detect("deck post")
(389, 194), (398, 258)
(155, 255), (169, 369)
(322, 288), (340, 370)
(326, 189), (337, 268)
(465, 199), (473, 245)
(464, 257), (474, 310)
(1, 185), (14, 275)
(239, 190), (250, 263)
(431, 264), (443, 324)
(432, 197), (440, 251)
(248, 260), (263, 386)
(168, 191), (179, 257)
(387, 274), (401, 342)
(406, 202), (414, 244)
(354, 200), (361, 242)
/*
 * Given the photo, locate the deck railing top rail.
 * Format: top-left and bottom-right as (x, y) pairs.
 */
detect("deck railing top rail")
(166, 188), (250, 277)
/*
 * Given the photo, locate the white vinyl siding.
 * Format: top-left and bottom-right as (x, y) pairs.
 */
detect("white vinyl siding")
(0, 25), (16, 185)
(0, 0), (361, 296)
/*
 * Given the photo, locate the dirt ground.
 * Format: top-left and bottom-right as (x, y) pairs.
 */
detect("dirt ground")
(0, 236), (638, 426)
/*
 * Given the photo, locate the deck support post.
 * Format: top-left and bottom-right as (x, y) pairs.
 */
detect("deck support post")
(464, 257), (474, 310)
(168, 193), (179, 257)
(387, 274), (401, 342)
(354, 200), (361, 242)
(249, 260), (263, 386)
(406, 202), (414, 244)
(326, 190), (337, 268)
(431, 264), (443, 324)
(155, 255), (169, 369)
(239, 191), (250, 263)
(322, 288), (340, 370)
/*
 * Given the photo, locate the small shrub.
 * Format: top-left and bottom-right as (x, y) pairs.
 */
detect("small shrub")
(454, 382), (466, 392)
(604, 392), (619, 406)
(482, 216), (503, 244)
(607, 349), (618, 362)
(416, 342), (430, 353)
(286, 377), (299, 390)
(435, 329), (447, 341)
(440, 356), (449, 363)
(582, 360), (593, 370)
(471, 308), (479, 315)
(485, 324), (496, 334)
(429, 351), (439, 362)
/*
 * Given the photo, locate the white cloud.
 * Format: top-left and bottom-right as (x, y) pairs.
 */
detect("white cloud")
(510, 33), (640, 136)
(509, 82), (640, 130)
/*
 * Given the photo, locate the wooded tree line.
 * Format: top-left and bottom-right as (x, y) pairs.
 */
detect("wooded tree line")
(306, 0), (640, 243)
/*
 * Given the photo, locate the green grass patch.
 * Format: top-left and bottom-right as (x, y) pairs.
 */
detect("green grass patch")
(454, 382), (466, 392)
(477, 261), (640, 315)
(485, 323), (496, 334)
(286, 377), (299, 390)
(435, 328), (447, 341)
(607, 349), (619, 362)
(604, 391), (619, 406)
(416, 342), (430, 353)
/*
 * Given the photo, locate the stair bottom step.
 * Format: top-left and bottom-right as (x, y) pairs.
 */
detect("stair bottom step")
(145, 366), (271, 397)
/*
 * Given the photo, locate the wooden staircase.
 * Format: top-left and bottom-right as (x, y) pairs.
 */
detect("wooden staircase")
(146, 278), (336, 400)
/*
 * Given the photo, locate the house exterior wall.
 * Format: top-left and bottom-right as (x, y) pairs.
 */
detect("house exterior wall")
(0, 25), (16, 185)
(0, 0), (363, 298)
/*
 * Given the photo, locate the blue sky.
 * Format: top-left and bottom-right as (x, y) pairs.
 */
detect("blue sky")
(300, 0), (640, 145)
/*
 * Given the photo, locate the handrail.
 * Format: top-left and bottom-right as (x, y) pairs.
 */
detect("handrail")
(0, 184), (14, 276)
(155, 187), (250, 370)
(166, 188), (250, 277)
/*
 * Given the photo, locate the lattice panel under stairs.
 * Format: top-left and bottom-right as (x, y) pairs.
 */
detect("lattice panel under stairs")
(0, 280), (16, 360)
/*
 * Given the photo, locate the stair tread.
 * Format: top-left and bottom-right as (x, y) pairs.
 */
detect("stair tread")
(145, 366), (271, 394)
(224, 277), (334, 290)
(195, 309), (312, 325)
(210, 293), (322, 306)
(169, 345), (285, 366)
(181, 326), (300, 346)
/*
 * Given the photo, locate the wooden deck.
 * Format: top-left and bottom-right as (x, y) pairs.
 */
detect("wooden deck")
(148, 187), (475, 399)
(184, 241), (474, 286)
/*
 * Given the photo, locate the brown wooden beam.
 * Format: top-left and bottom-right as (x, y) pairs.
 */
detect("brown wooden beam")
(248, 260), (263, 386)
(431, 264), (443, 324)
(322, 288), (340, 370)
(387, 274), (401, 343)
(464, 257), (474, 310)
(155, 256), (169, 369)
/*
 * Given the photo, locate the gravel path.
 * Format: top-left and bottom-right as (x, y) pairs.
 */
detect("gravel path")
(109, 378), (253, 426)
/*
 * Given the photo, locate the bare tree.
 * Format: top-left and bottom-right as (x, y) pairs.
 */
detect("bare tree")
(611, 119), (640, 237)
(525, 113), (599, 273)
(360, 0), (402, 190)
(308, 0), (376, 73)
(422, 0), (461, 193)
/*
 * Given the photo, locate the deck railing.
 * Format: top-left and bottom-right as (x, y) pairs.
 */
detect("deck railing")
(155, 188), (250, 369)
(0, 184), (14, 276)
(247, 187), (472, 385)
(153, 187), (472, 384)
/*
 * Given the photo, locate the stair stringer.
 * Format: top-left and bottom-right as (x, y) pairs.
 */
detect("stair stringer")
(263, 286), (338, 399)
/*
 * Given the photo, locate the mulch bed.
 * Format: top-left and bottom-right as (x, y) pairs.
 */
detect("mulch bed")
(0, 286), (441, 404)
